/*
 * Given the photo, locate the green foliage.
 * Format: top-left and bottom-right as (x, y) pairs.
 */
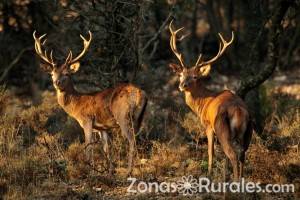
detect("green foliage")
(200, 160), (208, 171)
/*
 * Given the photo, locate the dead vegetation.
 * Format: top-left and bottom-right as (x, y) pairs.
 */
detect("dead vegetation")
(0, 66), (299, 199)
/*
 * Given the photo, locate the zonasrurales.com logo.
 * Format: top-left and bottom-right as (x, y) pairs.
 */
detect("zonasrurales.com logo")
(176, 175), (198, 196)
(127, 176), (295, 195)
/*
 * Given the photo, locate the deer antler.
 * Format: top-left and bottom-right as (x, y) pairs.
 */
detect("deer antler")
(169, 20), (188, 68)
(65, 31), (92, 65)
(195, 32), (234, 67)
(33, 31), (55, 67)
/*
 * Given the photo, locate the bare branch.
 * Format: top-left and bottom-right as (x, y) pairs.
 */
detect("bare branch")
(141, 8), (174, 54)
(237, 0), (293, 98)
(0, 47), (32, 83)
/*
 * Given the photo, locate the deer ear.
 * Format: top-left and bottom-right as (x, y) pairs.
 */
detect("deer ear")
(40, 63), (53, 73)
(69, 62), (80, 73)
(197, 64), (211, 76)
(169, 63), (183, 74)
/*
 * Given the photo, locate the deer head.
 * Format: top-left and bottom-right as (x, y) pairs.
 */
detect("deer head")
(33, 31), (92, 92)
(168, 21), (234, 92)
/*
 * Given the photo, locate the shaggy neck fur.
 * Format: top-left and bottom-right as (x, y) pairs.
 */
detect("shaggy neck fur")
(55, 82), (80, 115)
(184, 81), (216, 124)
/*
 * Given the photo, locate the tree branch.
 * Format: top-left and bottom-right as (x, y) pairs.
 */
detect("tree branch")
(0, 47), (32, 83)
(237, 0), (293, 98)
(141, 7), (174, 54)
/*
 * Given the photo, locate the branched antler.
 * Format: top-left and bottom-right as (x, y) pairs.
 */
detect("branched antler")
(195, 32), (234, 67)
(169, 21), (233, 69)
(33, 31), (55, 67)
(65, 31), (92, 64)
(169, 20), (188, 68)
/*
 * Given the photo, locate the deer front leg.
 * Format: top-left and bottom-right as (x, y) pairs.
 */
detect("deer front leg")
(82, 121), (93, 160)
(206, 127), (214, 178)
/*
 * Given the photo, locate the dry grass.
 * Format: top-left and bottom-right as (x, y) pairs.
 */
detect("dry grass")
(0, 79), (299, 199)
(181, 112), (206, 144)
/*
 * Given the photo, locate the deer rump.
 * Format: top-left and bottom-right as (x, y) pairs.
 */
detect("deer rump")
(89, 83), (148, 134)
(214, 103), (252, 162)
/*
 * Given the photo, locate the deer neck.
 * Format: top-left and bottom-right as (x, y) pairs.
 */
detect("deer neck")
(55, 84), (80, 115)
(184, 83), (216, 122)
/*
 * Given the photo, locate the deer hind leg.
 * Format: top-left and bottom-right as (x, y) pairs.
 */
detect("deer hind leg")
(223, 157), (229, 183)
(223, 143), (239, 181)
(99, 131), (114, 176)
(225, 144), (239, 182)
(215, 114), (239, 181)
(239, 121), (253, 179)
(239, 152), (245, 179)
(118, 117), (136, 177)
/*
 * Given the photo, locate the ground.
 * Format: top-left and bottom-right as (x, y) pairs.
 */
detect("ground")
(0, 65), (299, 199)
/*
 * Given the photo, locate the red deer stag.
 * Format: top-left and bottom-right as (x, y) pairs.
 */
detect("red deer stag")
(33, 31), (147, 176)
(168, 21), (252, 181)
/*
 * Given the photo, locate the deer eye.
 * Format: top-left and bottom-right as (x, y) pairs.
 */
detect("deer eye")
(193, 76), (197, 79)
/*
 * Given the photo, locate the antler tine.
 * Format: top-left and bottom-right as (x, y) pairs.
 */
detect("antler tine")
(196, 31), (234, 67)
(194, 53), (203, 67)
(169, 20), (186, 68)
(42, 38), (47, 45)
(33, 30), (56, 67)
(65, 50), (73, 65)
(67, 31), (92, 64)
(50, 50), (54, 63)
(33, 32), (45, 53)
(217, 31), (234, 56)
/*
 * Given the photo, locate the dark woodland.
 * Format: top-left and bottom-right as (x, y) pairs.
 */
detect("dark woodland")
(0, 0), (299, 199)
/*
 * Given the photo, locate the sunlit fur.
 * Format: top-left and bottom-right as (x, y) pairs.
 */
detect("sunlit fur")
(172, 64), (252, 181)
(47, 64), (147, 176)
(34, 31), (148, 176)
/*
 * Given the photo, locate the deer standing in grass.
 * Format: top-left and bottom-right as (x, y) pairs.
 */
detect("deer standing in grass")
(33, 31), (147, 176)
(168, 21), (252, 181)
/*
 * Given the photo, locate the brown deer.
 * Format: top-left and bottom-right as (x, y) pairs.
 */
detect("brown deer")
(33, 31), (147, 176)
(168, 21), (252, 181)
